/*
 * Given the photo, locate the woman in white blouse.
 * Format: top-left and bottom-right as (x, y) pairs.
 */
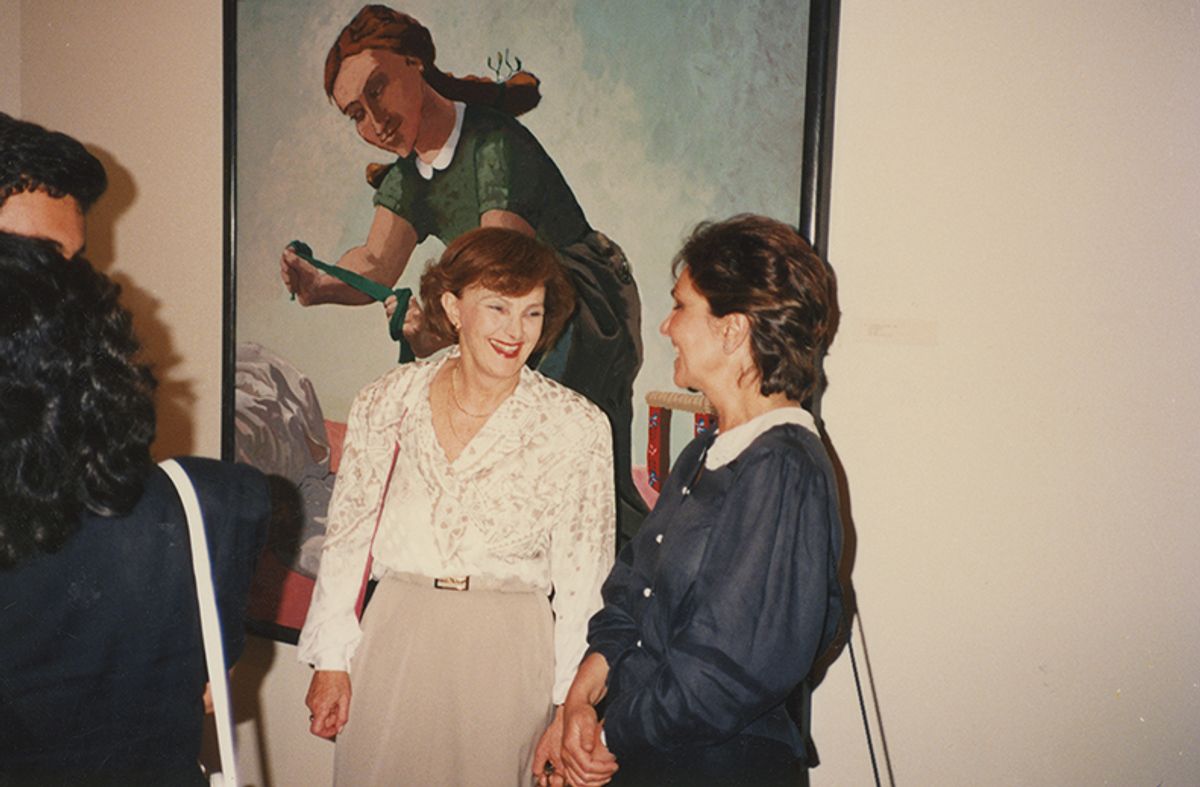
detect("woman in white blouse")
(297, 227), (616, 786)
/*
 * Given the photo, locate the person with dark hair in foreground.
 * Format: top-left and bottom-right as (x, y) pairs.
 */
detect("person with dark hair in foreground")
(0, 233), (268, 785)
(0, 112), (108, 258)
(551, 215), (846, 787)
(299, 227), (615, 786)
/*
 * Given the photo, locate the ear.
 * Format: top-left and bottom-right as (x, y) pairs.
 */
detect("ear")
(720, 313), (751, 355)
(441, 291), (461, 331)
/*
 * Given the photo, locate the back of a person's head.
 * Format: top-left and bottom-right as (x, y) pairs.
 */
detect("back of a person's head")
(0, 232), (156, 569)
(0, 112), (108, 211)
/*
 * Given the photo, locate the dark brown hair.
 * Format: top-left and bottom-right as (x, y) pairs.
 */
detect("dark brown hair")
(0, 233), (156, 568)
(324, 5), (541, 116)
(0, 112), (107, 212)
(674, 214), (839, 405)
(420, 227), (575, 355)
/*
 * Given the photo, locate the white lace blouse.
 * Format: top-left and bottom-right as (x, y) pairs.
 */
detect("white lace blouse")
(296, 352), (616, 702)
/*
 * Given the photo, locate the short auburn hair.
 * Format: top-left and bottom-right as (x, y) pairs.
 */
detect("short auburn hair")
(420, 227), (575, 356)
(674, 214), (839, 406)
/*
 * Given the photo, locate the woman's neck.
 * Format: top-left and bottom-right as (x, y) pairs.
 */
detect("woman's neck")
(452, 355), (520, 412)
(414, 87), (456, 164)
(707, 386), (795, 433)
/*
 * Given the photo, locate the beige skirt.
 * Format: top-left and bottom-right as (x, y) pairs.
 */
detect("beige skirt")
(333, 574), (555, 787)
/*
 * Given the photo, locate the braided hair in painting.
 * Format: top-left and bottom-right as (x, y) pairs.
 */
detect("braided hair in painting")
(323, 4), (542, 116)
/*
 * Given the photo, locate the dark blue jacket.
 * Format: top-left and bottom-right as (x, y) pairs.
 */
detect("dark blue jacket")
(588, 425), (843, 764)
(0, 458), (268, 784)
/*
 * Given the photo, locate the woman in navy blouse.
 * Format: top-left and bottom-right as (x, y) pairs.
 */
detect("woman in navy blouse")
(550, 215), (846, 787)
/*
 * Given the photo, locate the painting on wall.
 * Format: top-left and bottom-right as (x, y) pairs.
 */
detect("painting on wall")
(223, 0), (838, 643)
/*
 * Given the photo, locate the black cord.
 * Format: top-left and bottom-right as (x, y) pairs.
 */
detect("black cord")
(847, 620), (882, 787)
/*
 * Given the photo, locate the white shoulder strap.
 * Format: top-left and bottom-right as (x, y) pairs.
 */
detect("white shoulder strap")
(159, 459), (238, 787)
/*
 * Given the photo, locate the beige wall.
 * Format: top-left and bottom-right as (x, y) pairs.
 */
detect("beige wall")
(12, 1), (1200, 784)
(813, 0), (1200, 784)
(18, 0), (225, 458)
(1, 1), (20, 109)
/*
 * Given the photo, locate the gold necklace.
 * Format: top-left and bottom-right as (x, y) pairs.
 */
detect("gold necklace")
(444, 404), (473, 446)
(449, 364), (501, 419)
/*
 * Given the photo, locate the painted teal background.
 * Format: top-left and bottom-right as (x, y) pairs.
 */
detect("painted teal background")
(236, 0), (810, 462)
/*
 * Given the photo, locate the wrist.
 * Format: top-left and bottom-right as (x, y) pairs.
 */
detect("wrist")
(574, 652), (610, 705)
(562, 693), (590, 711)
(311, 272), (340, 304)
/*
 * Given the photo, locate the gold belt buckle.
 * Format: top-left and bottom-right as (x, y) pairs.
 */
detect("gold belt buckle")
(433, 576), (470, 591)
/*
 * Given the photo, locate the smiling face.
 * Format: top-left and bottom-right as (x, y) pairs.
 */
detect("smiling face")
(331, 49), (426, 157)
(659, 267), (729, 393)
(0, 190), (86, 258)
(443, 284), (546, 382)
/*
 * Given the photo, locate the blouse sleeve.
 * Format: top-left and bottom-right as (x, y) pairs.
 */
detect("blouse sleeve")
(296, 379), (401, 672)
(587, 438), (708, 668)
(372, 162), (432, 242)
(547, 410), (616, 703)
(602, 448), (840, 756)
(584, 537), (642, 668)
(473, 126), (544, 228)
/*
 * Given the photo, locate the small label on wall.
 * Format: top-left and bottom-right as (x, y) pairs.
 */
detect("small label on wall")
(857, 319), (939, 345)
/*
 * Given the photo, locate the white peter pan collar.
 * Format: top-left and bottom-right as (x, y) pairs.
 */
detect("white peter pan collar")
(415, 101), (465, 180)
(705, 406), (816, 470)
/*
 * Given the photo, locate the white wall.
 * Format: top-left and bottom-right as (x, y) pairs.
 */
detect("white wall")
(812, 1), (1200, 784)
(13, 1), (1200, 785)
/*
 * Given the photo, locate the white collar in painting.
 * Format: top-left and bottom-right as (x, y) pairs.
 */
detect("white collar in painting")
(416, 101), (465, 181)
(705, 406), (816, 469)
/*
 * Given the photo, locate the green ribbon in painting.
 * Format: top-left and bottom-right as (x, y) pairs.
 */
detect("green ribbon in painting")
(288, 240), (415, 364)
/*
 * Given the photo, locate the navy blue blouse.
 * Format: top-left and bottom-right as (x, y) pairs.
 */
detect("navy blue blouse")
(587, 424), (844, 762)
(0, 458), (268, 782)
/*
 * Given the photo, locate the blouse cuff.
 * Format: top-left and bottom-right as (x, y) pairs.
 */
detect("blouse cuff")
(295, 620), (361, 673)
(586, 639), (632, 671)
(552, 676), (572, 706)
(553, 633), (590, 704)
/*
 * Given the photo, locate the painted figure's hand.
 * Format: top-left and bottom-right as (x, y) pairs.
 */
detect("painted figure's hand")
(280, 244), (322, 305)
(399, 298), (450, 358)
(400, 296), (423, 341)
(305, 670), (351, 739)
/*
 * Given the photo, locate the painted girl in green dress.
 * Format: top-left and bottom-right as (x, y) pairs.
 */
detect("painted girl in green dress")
(279, 5), (646, 542)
